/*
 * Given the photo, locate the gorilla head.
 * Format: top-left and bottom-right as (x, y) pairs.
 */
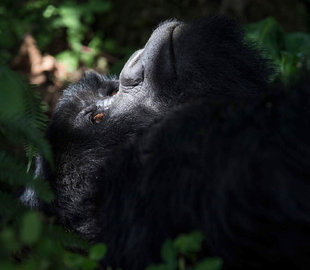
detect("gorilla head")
(26, 17), (310, 270)
(113, 18), (271, 116)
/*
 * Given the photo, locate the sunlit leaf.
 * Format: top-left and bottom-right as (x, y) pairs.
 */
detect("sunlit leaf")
(0, 67), (24, 117)
(245, 17), (285, 62)
(174, 231), (204, 256)
(81, 258), (98, 270)
(56, 50), (79, 72)
(161, 240), (177, 264)
(64, 252), (85, 268)
(20, 211), (42, 245)
(89, 243), (107, 260)
(195, 258), (223, 270)
(285, 32), (310, 57)
(0, 228), (20, 252)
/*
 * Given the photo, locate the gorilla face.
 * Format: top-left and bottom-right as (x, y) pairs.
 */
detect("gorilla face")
(26, 17), (272, 241)
(107, 17), (272, 121)
(106, 21), (182, 118)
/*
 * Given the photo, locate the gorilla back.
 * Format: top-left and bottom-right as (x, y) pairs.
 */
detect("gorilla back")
(33, 17), (310, 269)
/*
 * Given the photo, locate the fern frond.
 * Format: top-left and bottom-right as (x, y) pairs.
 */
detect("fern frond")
(23, 84), (50, 168)
(0, 151), (54, 203)
(0, 191), (24, 222)
(23, 85), (49, 133)
(1, 117), (53, 167)
(0, 67), (52, 166)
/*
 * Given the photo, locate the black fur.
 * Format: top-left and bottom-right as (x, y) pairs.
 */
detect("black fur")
(30, 17), (310, 269)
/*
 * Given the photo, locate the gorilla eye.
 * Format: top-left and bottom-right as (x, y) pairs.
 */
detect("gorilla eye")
(109, 89), (118, 96)
(92, 113), (104, 124)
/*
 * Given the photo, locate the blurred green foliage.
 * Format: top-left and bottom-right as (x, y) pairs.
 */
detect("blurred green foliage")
(50, 0), (111, 71)
(146, 232), (222, 270)
(0, 0), (133, 75)
(1, 0), (309, 78)
(245, 17), (310, 85)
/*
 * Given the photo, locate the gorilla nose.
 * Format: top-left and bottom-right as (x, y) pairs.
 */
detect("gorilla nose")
(120, 49), (144, 87)
(119, 20), (183, 92)
(141, 21), (182, 83)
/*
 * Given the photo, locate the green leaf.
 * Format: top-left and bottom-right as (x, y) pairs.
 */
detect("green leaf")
(36, 238), (63, 257)
(58, 5), (81, 29)
(80, 52), (96, 67)
(81, 258), (98, 270)
(284, 32), (310, 56)
(89, 243), (107, 260)
(161, 240), (177, 264)
(64, 252), (85, 268)
(173, 231), (204, 256)
(20, 259), (38, 270)
(20, 211), (42, 245)
(1, 117), (53, 166)
(0, 68), (53, 165)
(0, 262), (16, 270)
(279, 51), (299, 85)
(245, 17), (285, 62)
(0, 151), (54, 203)
(0, 228), (20, 252)
(56, 50), (79, 72)
(88, 0), (111, 13)
(194, 258), (223, 270)
(0, 191), (24, 221)
(46, 224), (91, 250)
(0, 67), (24, 117)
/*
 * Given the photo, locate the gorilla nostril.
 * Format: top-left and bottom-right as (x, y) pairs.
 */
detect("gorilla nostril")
(110, 90), (118, 96)
(120, 49), (144, 87)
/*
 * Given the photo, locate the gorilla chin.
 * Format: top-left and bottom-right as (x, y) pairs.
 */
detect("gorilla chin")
(23, 17), (310, 270)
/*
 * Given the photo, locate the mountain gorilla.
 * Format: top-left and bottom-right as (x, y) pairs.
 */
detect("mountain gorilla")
(26, 17), (310, 269)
